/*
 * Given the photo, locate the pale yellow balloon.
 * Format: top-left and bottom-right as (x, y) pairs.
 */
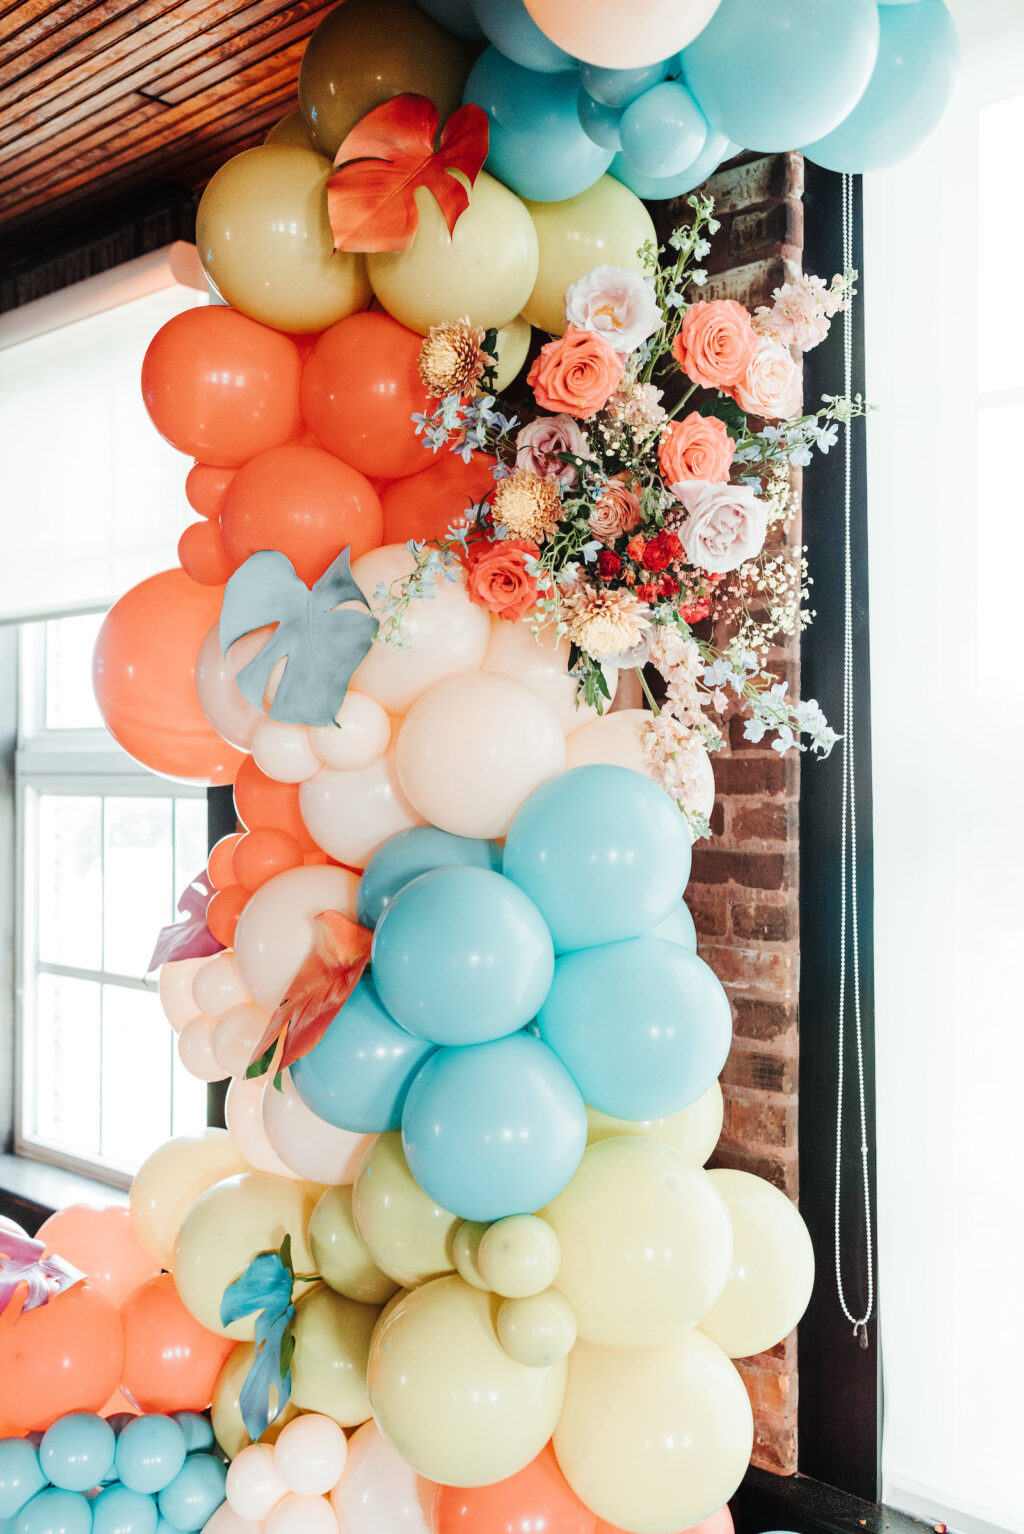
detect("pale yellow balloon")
(309, 1185), (400, 1306)
(565, 708), (716, 829)
(352, 1132), (459, 1288)
(368, 173), (539, 336)
(699, 1169), (815, 1360)
(492, 313), (532, 392)
(586, 1080), (724, 1166)
(309, 691), (391, 772)
(497, 1290), (577, 1369)
(213, 1342), (300, 1459)
(483, 620), (617, 736)
(368, 1275), (567, 1486)
(233, 865), (360, 1012)
(554, 1332), (754, 1533)
(289, 1284), (378, 1427)
(159, 956), (211, 1032)
(478, 1215), (561, 1299)
(396, 671), (566, 839)
(196, 147), (372, 333)
(130, 1130), (249, 1270)
(350, 546), (491, 715)
(522, 176), (657, 336)
(543, 1136), (732, 1348)
(299, 747), (425, 871)
(452, 1221), (490, 1292)
(174, 1172), (318, 1339)
(264, 109), (315, 149)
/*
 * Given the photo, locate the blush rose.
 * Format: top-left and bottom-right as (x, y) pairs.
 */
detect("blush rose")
(731, 337), (802, 420)
(671, 480), (768, 572)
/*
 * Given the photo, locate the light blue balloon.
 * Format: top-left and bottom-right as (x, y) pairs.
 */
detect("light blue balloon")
(0, 1441), (46, 1520)
(155, 1522), (187, 1534)
(356, 826), (502, 929)
(39, 1415), (114, 1495)
(291, 974), (436, 1132)
(537, 937), (731, 1121)
(402, 1033), (587, 1220)
(411, 0), (485, 41)
(577, 88), (622, 150)
(470, 0), (575, 72)
(610, 129), (736, 198)
(114, 1419), (187, 1497)
(504, 766), (690, 954)
(579, 57), (673, 109)
(464, 48), (613, 201)
(803, 0), (959, 173)
(371, 868), (554, 1046)
(167, 1418), (212, 1457)
(620, 80), (707, 176)
(647, 899), (697, 952)
(155, 1456), (225, 1534)
(15, 1488), (92, 1534)
(681, 0), (880, 151)
(89, 1485), (158, 1534)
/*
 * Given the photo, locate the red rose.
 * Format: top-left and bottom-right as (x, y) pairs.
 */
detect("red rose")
(662, 531), (683, 561)
(466, 539), (540, 622)
(682, 596), (712, 623)
(597, 550), (623, 579)
(659, 574), (680, 597)
(641, 535), (672, 573)
(636, 581), (658, 602)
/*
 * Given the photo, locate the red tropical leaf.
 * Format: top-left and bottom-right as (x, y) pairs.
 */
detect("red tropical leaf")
(327, 94), (489, 254)
(248, 910), (372, 1072)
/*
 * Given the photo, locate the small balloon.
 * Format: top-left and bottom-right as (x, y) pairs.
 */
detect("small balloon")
(272, 1414), (347, 1496)
(309, 1185), (401, 1305)
(39, 1413), (115, 1492)
(619, 81), (707, 177)
(497, 1289), (578, 1368)
(225, 1443), (287, 1521)
(114, 1415), (188, 1495)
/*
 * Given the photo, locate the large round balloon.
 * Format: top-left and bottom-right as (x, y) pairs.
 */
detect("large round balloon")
(564, 712), (715, 831)
(368, 1276), (567, 1486)
(433, 1442), (596, 1534)
(537, 937), (732, 1121)
(232, 864), (360, 1012)
(93, 570), (246, 784)
(299, 748), (426, 870)
(329, 1420), (434, 1533)
(503, 765), (690, 953)
(0, 1282), (124, 1432)
(141, 306), (302, 466)
(309, 1186), (401, 1306)
(380, 450), (496, 547)
(261, 1069), (373, 1183)
(195, 627), (268, 753)
(371, 867), (554, 1045)
(289, 1285), (377, 1427)
(120, 1273), (234, 1414)
(36, 1204), (159, 1308)
(357, 826), (503, 929)
(352, 1132), (459, 1288)
(484, 622), (616, 735)
(554, 1332), (753, 1532)
(130, 1130), (249, 1270)
(196, 147), (372, 332)
(471, 0), (575, 72)
(523, 0), (721, 68)
(586, 1078), (723, 1165)
(522, 175), (656, 334)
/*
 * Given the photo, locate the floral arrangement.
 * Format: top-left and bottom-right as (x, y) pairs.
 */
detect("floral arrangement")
(381, 195), (868, 835)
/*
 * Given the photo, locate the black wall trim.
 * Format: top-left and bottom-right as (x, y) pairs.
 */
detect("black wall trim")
(206, 784), (238, 1130)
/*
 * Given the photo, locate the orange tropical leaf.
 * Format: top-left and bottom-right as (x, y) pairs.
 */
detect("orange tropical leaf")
(248, 910), (373, 1073)
(327, 94), (489, 254)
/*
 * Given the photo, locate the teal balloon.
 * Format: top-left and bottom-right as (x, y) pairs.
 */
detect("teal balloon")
(503, 766), (690, 954)
(291, 974), (435, 1132)
(402, 1032), (587, 1220)
(620, 80), (707, 176)
(803, 0), (959, 172)
(356, 827), (502, 929)
(90, 1486), (158, 1534)
(411, 0), (484, 41)
(167, 1418), (212, 1456)
(610, 129), (735, 198)
(464, 48), (613, 201)
(155, 1522), (187, 1534)
(114, 1418), (187, 1497)
(155, 1456), (225, 1533)
(470, 0), (575, 72)
(39, 1414), (114, 1494)
(579, 57), (673, 109)
(371, 867), (554, 1046)
(16, 1489), (92, 1534)
(681, 0), (880, 151)
(537, 937), (731, 1120)
(0, 1442), (45, 1520)
(648, 899), (697, 952)
(577, 88), (622, 150)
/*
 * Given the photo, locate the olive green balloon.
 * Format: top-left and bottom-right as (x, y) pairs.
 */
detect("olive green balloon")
(264, 109), (315, 148)
(290, 1283), (379, 1427)
(492, 313), (532, 391)
(452, 1221), (491, 1291)
(522, 175), (656, 336)
(352, 1131), (459, 1288)
(309, 1185), (400, 1306)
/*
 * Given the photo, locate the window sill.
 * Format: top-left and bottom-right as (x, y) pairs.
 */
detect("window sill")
(0, 1150), (127, 1235)
(734, 1469), (932, 1534)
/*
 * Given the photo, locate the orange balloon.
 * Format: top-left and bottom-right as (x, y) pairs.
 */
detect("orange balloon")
(301, 311), (432, 479)
(100, 1387), (140, 1418)
(434, 1444), (597, 1534)
(233, 827), (305, 893)
(0, 1282), (124, 1432)
(207, 885), (250, 949)
(595, 1509), (734, 1534)
(381, 450), (496, 545)
(121, 1273), (234, 1414)
(234, 756), (316, 850)
(220, 444), (383, 585)
(93, 569), (247, 785)
(186, 463), (237, 520)
(179, 519), (235, 585)
(209, 832), (245, 890)
(36, 1205), (161, 1309)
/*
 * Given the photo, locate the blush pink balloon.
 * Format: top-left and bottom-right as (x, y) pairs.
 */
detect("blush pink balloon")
(522, 0), (721, 68)
(232, 864), (360, 1012)
(192, 950), (250, 1018)
(227, 1443), (288, 1522)
(225, 1076), (302, 1180)
(272, 1413), (348, 1496)
(265, 1493), (340, 1534)
(330, 1421), (434, 1534)
(159, 956), (214, 1032)
(195, 625), (270, 753)
(299, 747), (425, 872)
(261, 1070), (373, 1185)
(213, 1002), (273, 1078)
(178, 1013), (229, 1083)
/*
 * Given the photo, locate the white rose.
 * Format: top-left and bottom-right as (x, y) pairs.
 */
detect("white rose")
(564, 265), (662, 354)
(672, 480), (768, 573)
(731, 336), (802, 420)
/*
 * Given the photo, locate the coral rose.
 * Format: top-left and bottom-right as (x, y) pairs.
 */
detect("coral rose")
(659, 413), (735, 484)
(527, 326), (624, 420)
(671, 299), (757, 390)
(589, 474), (642, 543)
(466, 540), (540, 622)
(672, 480), (767, 573)
(731, 337), (802, 421)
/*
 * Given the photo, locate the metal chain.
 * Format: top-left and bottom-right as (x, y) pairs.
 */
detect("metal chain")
(833, 172), (874, 1347)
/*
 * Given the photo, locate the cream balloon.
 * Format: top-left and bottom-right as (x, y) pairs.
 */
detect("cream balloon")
(368, 1275), (567, 1487)
(195, 626), (272, 753)
(522, 176), (657, 335)
(213, 1342), (300, 1459)
(204, 1503), (265, 1534)
(396, 671), (565, 838)
(290, 1284), (378, 1427)
(329, 1420), (433, 1534)
(497, 1290), (577, 1369)
(554, 1331), (753, 1533)
(699, 1169), (815, 1359)
(352, 1132), (458, 1288)
(308, 691), (391, 772)
(174, 1172), (318, 1338)
(565, 708), (715, 829)
(226, 1445), (288, 1521)
(586, 1080), (724, 1166)
(265, 1493), (340, 1534)
(350, 546), (491, 715)
(272, 1414), (348, 1496)
(451, 1221), (490, 1292)
(300, 748), (424, 870)
(252, 718), (322, 784)
(309, 1185), (400, 1306)
(178, 1013), (229, 1082)
(233, 865), (360, 1012)
(523, 0), (721, 69)
(492, 313), (532, 392)
(483, 619), (617, 735)
(193, 950), (250, 1019)
(264, 110), (315, 149)
(130, 1130), (249, 1269)
(478, 1215), (561, 1299)
(261, 1070), (373, 1185)
(159, 956), (212, 1032)
(367, 173), (538, 335)
(543, 1136), (732, 1348)
(225, 1075), (301, 1178)
(213, 1003), (272, 1078)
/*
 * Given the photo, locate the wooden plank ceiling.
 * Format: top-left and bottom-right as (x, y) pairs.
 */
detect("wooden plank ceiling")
(0, 0), (334, 251)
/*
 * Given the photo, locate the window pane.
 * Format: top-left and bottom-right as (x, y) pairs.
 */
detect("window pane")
(172, 1038), (210, 1139)
(979, 94), (1024, 394)
(103, 797), (173, 977)
(32, 973), (101, 1154)
(37, 795), (102, 969)
(45, 613), (105, 730)
(100, 984), (172, 1167)
(174, 798), (210, 897)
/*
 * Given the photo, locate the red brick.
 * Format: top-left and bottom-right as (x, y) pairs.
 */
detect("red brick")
(731, 802), (793, 843)
(751, 1418), (799, 1475)
(688, 895), (728, 938)
(689, 848), (790, 891)
(723, 1094), (797, 1150)
(721, 1046), (797, 1096)
(732, 995), (797, 1042)
(738, 1363), (796, 1418)
(732, 902), (797, 943)
(700, 944), (796, 995)
(713, 754), (795, 797)
(709, 800), (726, 837)
(710, 1142), (798, 1198)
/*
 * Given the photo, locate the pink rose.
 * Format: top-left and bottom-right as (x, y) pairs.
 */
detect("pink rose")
(671, 299), (757, 390)
(671, 480), (768, 573)
(589, 473), (642, 542)
(658, 412), (735, 484)
(564, 265), (663, 354)
(731, 337), (802, 420)
(516, 414), (590, 488)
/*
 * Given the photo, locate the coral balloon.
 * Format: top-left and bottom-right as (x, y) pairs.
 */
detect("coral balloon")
(433, 1443), (596, 1534)
(232, 828), (305, 893)
(36, 1205), (160, 1308)
(179, 519), (234, 585)
(523, 0), (720, 68)
(380, 451), (496, 547)
(235, 756), (315, 848)
(206, 887), (249, 949)
(232, 863), (360, 1011)
(93, 570), (246, 784)
(121, 1273), (234, 1413)
(0, 1282), (124, 1432)
(522, 177), (657, 335)
(141, 306), (302, 466)
(186, 463), (235, 520)
(596, 1511), (734, 1534)
(130, 1130), (249, 1269)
